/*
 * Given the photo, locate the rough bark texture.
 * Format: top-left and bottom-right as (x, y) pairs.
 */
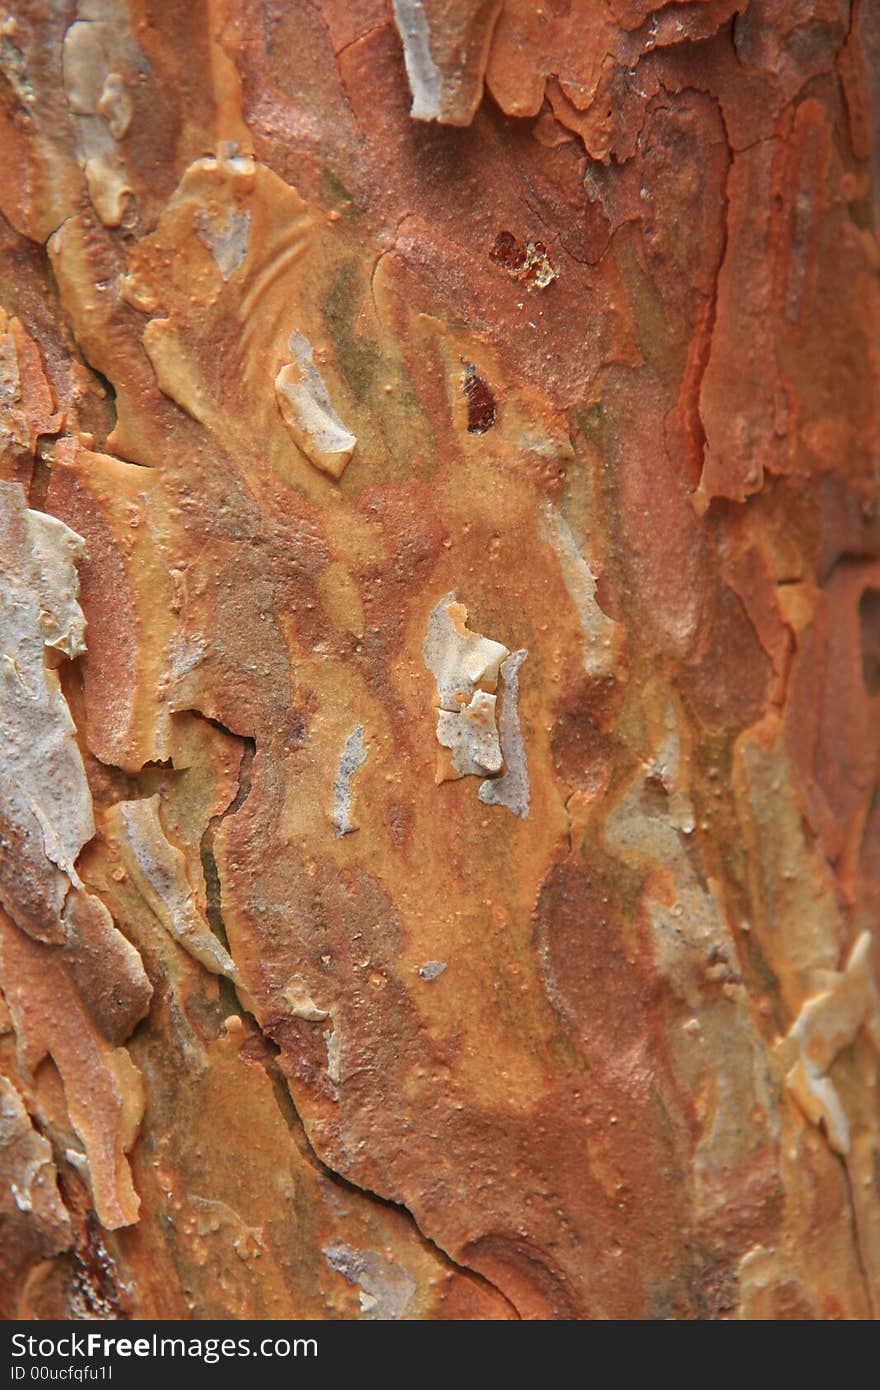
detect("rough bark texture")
(0, 0), (878, 1321)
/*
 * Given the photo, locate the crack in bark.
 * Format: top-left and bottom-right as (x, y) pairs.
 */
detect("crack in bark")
(181, 714), (520, 1317)
(186, 710), (255, 958)
(689, 92), (733, 492)
(368, 210), (416, 314)
(333, 22), (391, 62)
(841, 1151), (878, 1319)
(258, 1032), (523, 1319)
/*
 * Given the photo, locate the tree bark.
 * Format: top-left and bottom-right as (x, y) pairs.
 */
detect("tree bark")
(0, 0), (878, 1320)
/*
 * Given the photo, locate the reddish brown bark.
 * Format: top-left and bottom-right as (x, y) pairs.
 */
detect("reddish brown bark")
(0, 0), (878, 1320)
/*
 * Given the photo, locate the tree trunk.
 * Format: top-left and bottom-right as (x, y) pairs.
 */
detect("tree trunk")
(1, 0), (878, 1321)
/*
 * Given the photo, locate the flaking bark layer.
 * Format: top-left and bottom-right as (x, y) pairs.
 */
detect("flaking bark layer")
(0, 0), (878, 1320)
